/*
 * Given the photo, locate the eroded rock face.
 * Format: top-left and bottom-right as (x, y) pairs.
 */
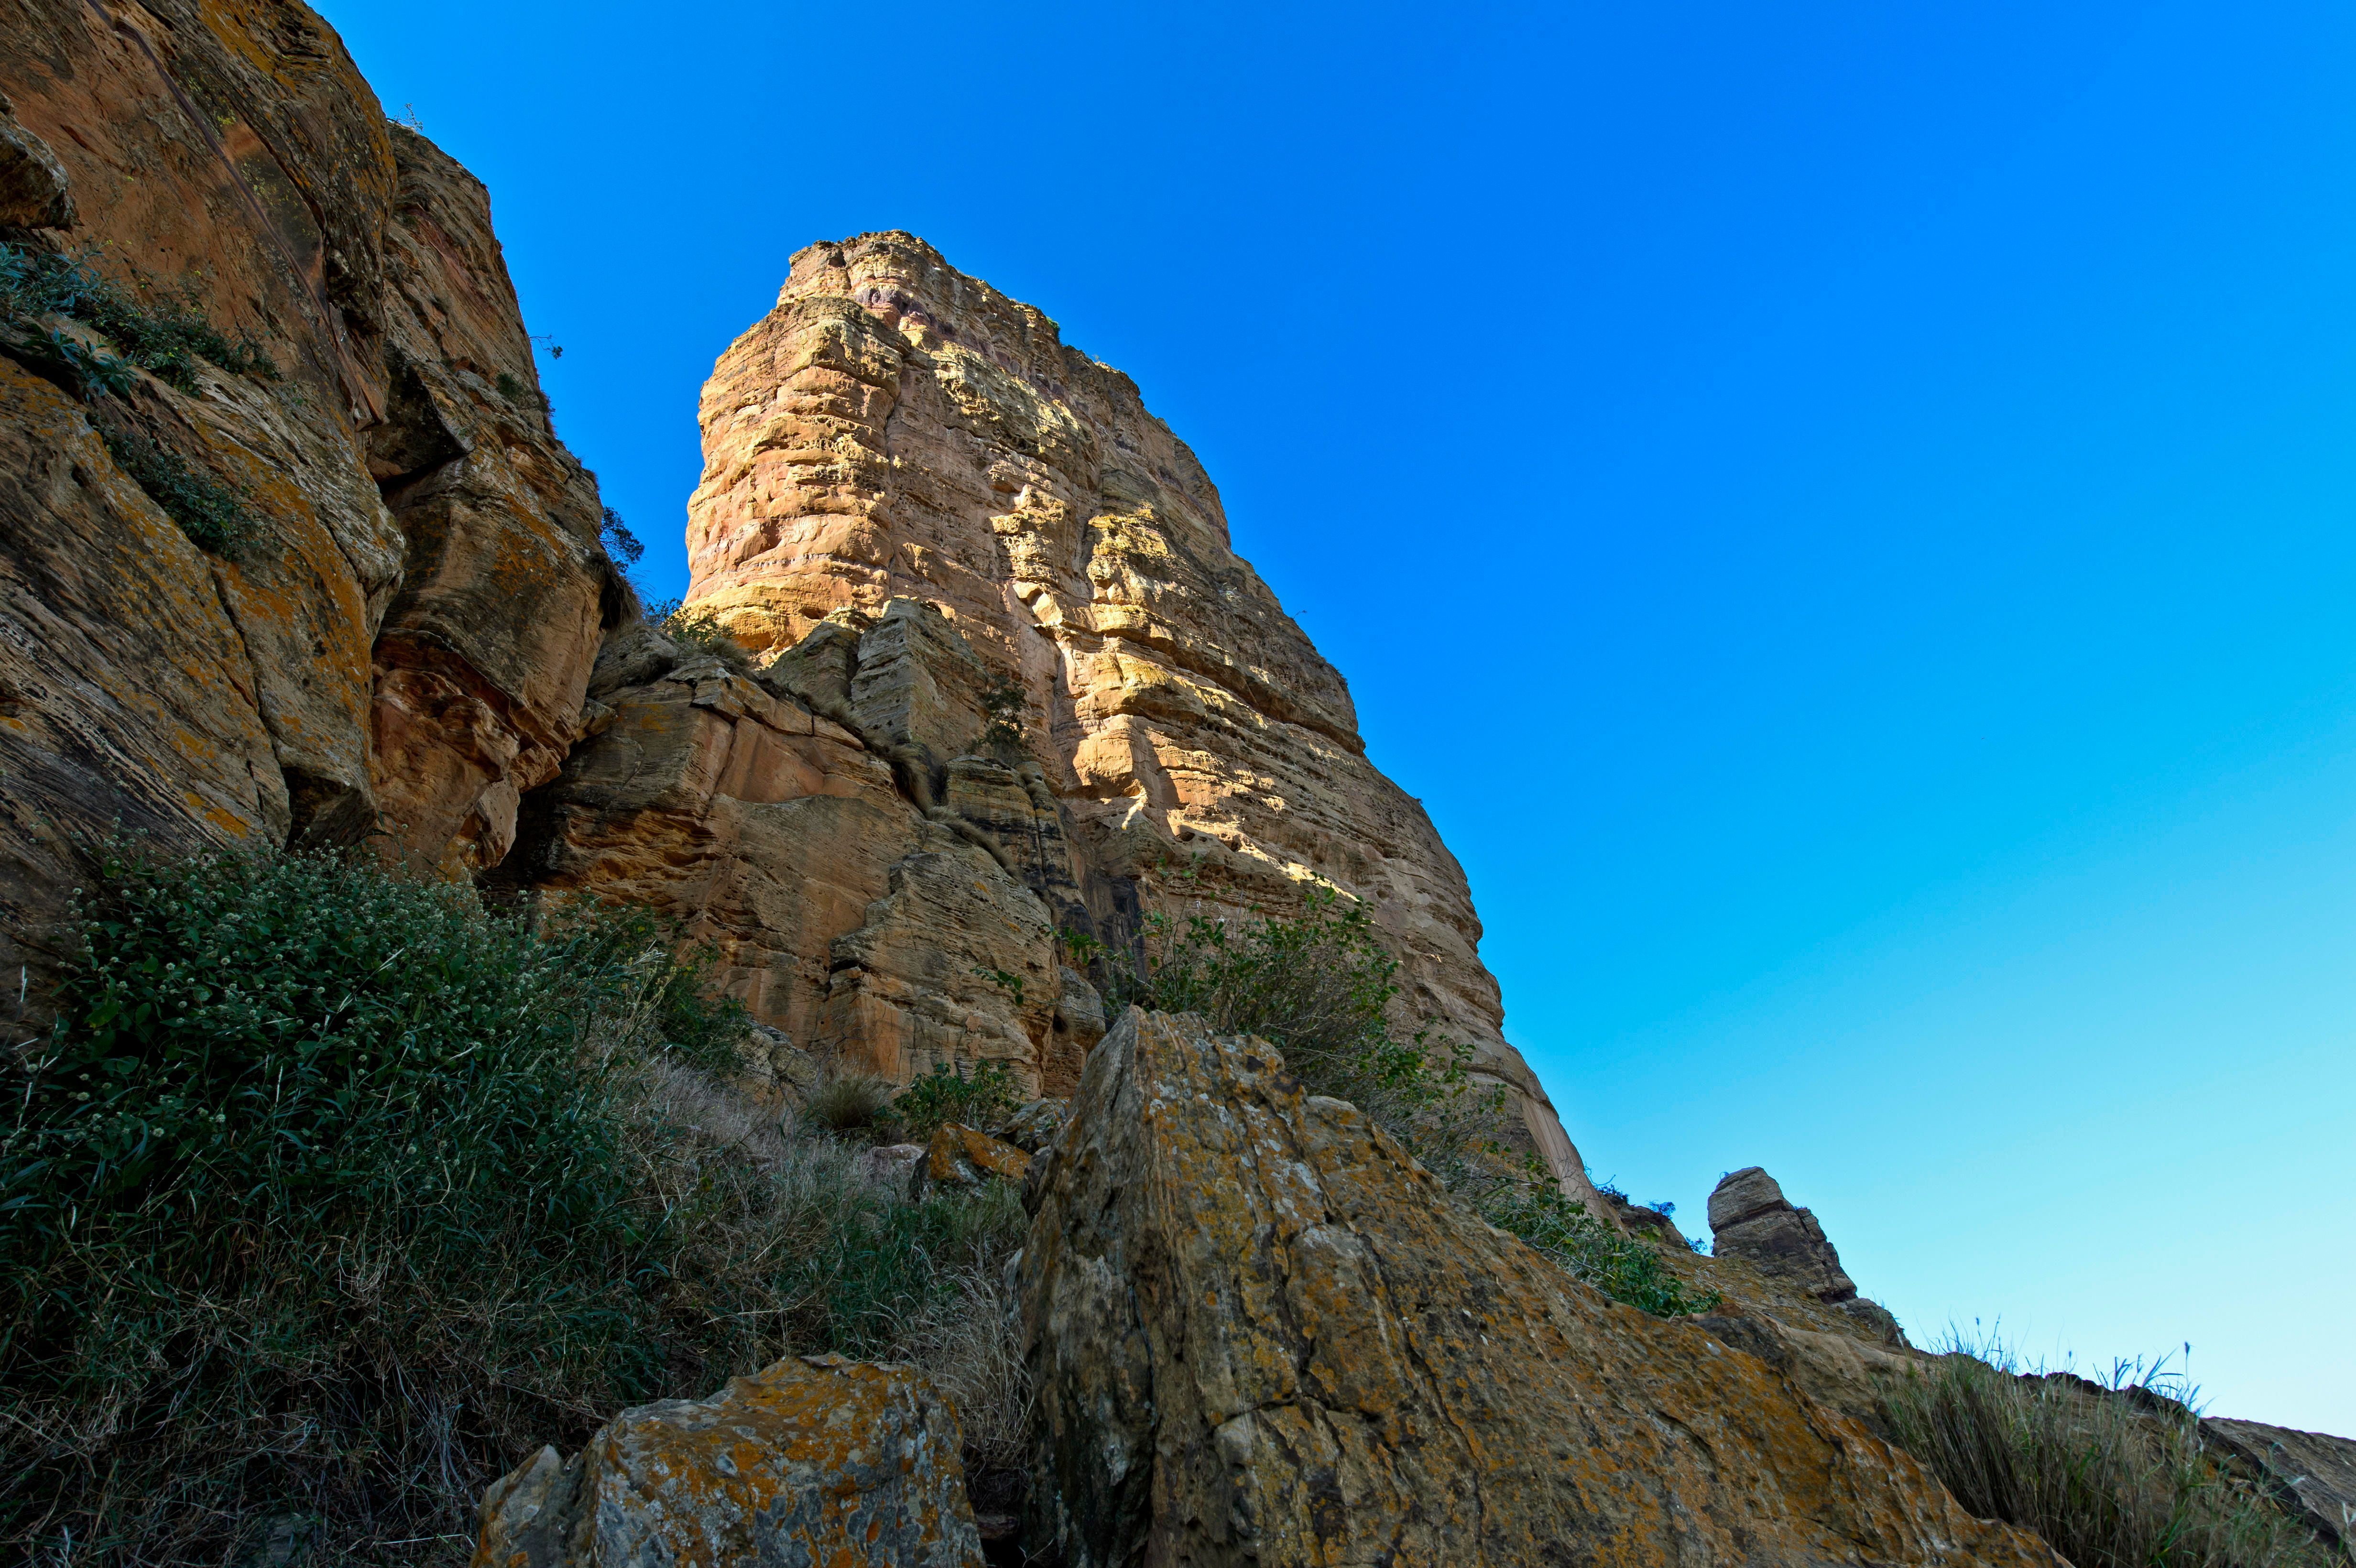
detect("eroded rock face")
(0, 0), (618, 1014)
(471, 1353), (982, 1568)
(2201, 1419), (2356, 1557)
(1710, 1165), (1907, 1344)
(669, 231), (1590, 1194)
(493, 631), (1063, 1095)
(1017, 1008), (2061, 1567)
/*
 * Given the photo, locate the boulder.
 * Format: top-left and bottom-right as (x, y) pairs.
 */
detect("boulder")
(994, 1096), (1071, 1154)
(915, 1122), (1032, 1196)
(1710, 1165), (1907, 1344)
(471, 1353), (982, 1568)
(1017, 1008), (2061, 1567)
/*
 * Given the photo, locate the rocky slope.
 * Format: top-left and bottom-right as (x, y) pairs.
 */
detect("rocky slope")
(11, 8), (2352, 1565)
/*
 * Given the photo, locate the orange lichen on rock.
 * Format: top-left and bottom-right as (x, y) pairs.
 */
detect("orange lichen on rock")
(472, 1354), (982, 1568)
(916, 1121), (1032, 1193)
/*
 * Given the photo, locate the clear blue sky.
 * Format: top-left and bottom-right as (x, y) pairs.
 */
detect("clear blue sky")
(323, 0), (2356, 1432)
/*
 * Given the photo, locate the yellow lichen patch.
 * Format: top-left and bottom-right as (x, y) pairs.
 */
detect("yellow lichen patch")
(472, 1356), (982, 1567)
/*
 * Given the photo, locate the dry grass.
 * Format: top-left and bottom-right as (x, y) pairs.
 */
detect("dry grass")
(1880, 1337), (2329, 1568)
(802, 1071), (898, 1138)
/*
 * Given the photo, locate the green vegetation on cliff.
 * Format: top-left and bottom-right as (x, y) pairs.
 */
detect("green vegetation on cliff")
(0, 848), (1023, 1566)
(1102, 888), (1720, 1318)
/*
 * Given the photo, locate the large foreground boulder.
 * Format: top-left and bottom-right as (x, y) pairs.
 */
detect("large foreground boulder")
(1018, 1008), (2061, 1567)
(471, 1354), (982, 1567)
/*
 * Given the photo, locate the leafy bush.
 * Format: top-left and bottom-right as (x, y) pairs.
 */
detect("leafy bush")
(1880, 1339), (2325, 1568)
(1108, 886), (1718, 1316)
(1111, 887), (1501, 1191)
(600, 504), (644, 568)
(97, 425), (259, 553)
(0, 848), (1025, 1565)
(892, 1059), (1020, 1142)
(0, 241), (278, 391)
(1481, 1164), (1721, 1317)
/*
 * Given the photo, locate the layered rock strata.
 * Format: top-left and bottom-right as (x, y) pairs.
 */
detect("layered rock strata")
(0, 0), (620, 1028)
(1017, 1008), (2061, 1567)
(635, 231), (1591, 1195)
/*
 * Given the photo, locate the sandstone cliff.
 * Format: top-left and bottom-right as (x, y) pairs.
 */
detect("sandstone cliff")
(525, 231), (1596, 1199)
(0, 0), (1593, 1200)
(0, 0), (622, 1037)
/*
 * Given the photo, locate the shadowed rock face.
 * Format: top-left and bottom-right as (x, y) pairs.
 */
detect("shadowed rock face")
(0, 0), (620, 1029)
(672, 231), (1594, 1198)
(1017, 1009), (2062, 1568)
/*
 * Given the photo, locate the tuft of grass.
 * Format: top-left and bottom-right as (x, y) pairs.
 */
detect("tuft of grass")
(0, 241), (278, 391)
(802, 1072), (898, 1138)
(97, 425), (260, 553)
(892, 1059), (1020, 1143)
(0, 847), (1028, 1566)
(1110, 883), (1718, 1317)
(1880, 1335), (2328, 1568)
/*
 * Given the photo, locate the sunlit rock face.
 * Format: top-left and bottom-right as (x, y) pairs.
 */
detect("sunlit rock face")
(681, 232), (1592, 1193)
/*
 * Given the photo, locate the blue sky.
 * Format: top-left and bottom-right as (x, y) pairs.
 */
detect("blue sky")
(322, 0), (2356, 1431)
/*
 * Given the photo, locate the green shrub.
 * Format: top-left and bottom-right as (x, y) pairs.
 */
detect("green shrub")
(0, 848), (1024, 1565)
(892, 1059), (1020, 1142)
(1111, 887), (1501, 1192)
(97, 424), (259, 553)
(1108, 886), (1717, 1316)
(1880, 1339), (2325, 1568)
(644, 595), (756, 675)
(1479, 1161), (1721, 1317)
(0, 241), (278, 391)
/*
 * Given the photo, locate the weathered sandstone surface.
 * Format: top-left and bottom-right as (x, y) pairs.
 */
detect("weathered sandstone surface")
(0, 0), (620, 1029)
(472, 1353), (982, 1568)
(518, 229), (1594, 1197)
(1017, 1007), (2062, 1567)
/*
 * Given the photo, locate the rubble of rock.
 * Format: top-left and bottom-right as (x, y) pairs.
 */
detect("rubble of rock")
(471, 1354), (981, 1568)
(1016, 1009), (2060, 1567)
